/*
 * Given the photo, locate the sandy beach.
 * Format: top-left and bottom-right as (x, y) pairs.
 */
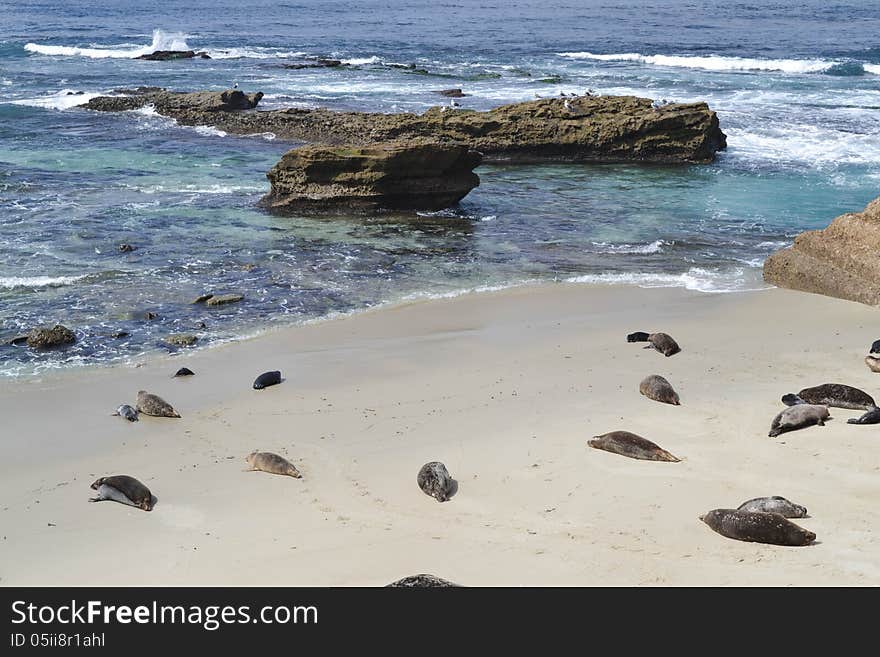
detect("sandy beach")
(1, 282), (879, 586)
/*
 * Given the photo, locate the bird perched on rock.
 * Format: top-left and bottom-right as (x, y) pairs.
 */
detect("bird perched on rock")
(450, 98), (460, 108)
(563, 99), (572, 112)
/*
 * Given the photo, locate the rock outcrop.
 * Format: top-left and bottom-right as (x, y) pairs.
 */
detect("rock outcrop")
(262, 140), (481, 213)
(136, 50), (211, 60)
(763, 197), (880, 305)
(81, 89), (726, 164)
(26, 325), (76, 349)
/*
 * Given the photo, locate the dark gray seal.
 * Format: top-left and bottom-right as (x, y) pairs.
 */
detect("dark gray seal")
(387, 574), (461, 587)
(627, 331), (680, 357)
(588, 431), (680, 462)
(174, 367), (195, 377)
(417, 461), (455, 502)
(112, 404), (139, 422)
(639, 374), (680, 405)
(136, 390), (181, 418)
(253, 370), (282, 390)
(781, 383), (876, 411)
(245, 451), (301, 478)
(847, 408), (880, 425)
(870, 339), (880, 355)
(89, 475), (154, 511)
(769, 404), (830, 437)
(736, 496), (807, 518)
(700, 509), (815, 546)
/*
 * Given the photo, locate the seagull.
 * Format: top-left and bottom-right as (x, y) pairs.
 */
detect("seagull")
(450, 98), (460, 108)
(651, 99), (662, 111)
(560, 91), (567, 97)
(585, 88), (594, 96)
(233, 82), (239, 89)
(563, 99), (572, 112)
(534, 93), (542, 99)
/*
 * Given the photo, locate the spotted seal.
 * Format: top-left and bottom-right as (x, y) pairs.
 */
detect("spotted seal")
(700, 509), (815, 546)
(769, 404), (830, 437)
(627, 331), (680, 357)
(588, 431), (680, 462)
(253, 370), (282, 390)
(847, 407), (880, 425)
(781, 383), (875, 411)
(387, 574), (461, 587)
(89, 475), (154, 511)
(136, 390), (181, 418)
(736, 496), (808, 518)
(245, 451), (301, 478)
(639, 374), (680, 405)
(111, 404), (139, 422)
(417, 461), (455, 502)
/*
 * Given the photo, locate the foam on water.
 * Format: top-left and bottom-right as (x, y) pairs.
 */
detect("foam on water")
(8, 89), (104, 110)
(0, 275), (89, 289)
(565, 267), (769, 294)
(591, 240), (667, 255)
(24, 29), (190, 59)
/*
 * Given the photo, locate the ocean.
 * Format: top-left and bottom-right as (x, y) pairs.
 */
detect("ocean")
(1, 0), (879, 376)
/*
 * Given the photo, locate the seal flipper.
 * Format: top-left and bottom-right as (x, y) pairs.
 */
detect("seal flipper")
(627, 331), (650, 343)
(781, 393), (806, 406)
(847, 408), (880, 424)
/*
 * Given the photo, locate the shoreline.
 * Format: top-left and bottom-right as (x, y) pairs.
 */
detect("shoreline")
(1, 282), (879, 585)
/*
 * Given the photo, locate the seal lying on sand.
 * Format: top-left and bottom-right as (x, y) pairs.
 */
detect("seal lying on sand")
(253, 370), (282, 390)
(769, 404), (830, 437)
(417, 461), (455, 502)
(627, 331), (680, 357)
(89, 475), (154, 511)
(737, 496), (807, 518)
(387, 574), (461, 587)
(639, 374), (680, 405)
(700, 509), (815, 546)
(174, 367), (195, 377)
(245, 451), (301, 478)
(112, 404), (139, 422)
(781, 383), (875, 411)
(136, 390), (181, 418)
(865, 356), (880, 373)
(847, 407), (880, 425)
(588, 431), (679, 462)
(870, 339), (880, 355)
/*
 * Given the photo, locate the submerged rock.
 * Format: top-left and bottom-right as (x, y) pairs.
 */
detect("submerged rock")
(204, 293), (244, 306)
(261, 139), (481, 213)
(81, 90), (726, 164)
(26, 325), (76, 349)
(433, 88), (467, 97)
(764, 197), (880, 305)
(165, 333), (198, 347)
(135, 50), (211, 61)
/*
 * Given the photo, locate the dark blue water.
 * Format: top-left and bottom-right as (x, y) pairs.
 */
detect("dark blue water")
(2, 0), (879, 376)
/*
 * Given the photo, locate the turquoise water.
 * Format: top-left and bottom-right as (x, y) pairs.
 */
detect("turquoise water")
(1, 1), (879, 375)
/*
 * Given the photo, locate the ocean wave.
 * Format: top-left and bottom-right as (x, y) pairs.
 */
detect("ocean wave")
(340, 55), (381, 66)
(591, 239), (667, 254)
(204, 48), (306, 60)
(564, 267), (768, 294)
(558, 51), (880, 76)
(24, 29), (190, 59)
(727, 123), (880, 166)
(7, 89), (104, 110)
(0, 275), (89, 290)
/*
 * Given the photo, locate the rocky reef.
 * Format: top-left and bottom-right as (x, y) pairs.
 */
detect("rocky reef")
(764, 196), (880, 305)
(262, 140), (482, 213)
(80, 89), (726, 164)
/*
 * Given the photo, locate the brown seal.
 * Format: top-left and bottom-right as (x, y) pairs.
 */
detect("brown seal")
(768, 404), (829, 437)
(89, 475), (154, 511)
(588, 431), (680, 462)
(627, 331), (680, 356)
(245, 451), (302, 478)
(700, 508), (815, 546)
(865, 355), (880, 373)
(639, 374), (680, 405)
(136, 390), (181, 418)
(781, 383), (875, 411)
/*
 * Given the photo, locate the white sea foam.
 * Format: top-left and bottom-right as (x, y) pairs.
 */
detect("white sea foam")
(24, 29), (190, 59)
(204, 48), (306, 60)
(0, 275), (89, 289)
(8, 89), (104, 110)
(865, 64), (880, 75)
(193, 125), (228, 137)
(591, 239), (667, 254)
(727, 123), (880, 166)
(339, 55), (381, 66)
(558, 51), (846, 75)
(564, 267), (768, 294)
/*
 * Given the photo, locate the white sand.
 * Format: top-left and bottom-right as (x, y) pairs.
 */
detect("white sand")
(1, 282), (879, 586)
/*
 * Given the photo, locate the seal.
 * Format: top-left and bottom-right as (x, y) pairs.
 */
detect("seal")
(627, 331), (680, 357)
(386, 574), (461, 587)
(781, 383), (876, 411)
(174, 367), (195, 377)
(417, 461), (455, 502)
(699, 508), (815, 546)
(865, 355), (880, 373)
(769, 404), (830, 437)
(253, 370), (282, 390)
(639, 374), (680, 405)
(89, 475), (154, 511)
(588, 431), (680, 462)
(111, 404), (139, 422)
(736, 496), (807, 518)
(136, 390), (181, 418)
(870, 339), (880, 355)
(847, 407), (880, 425)
(245, 451), (301, 478)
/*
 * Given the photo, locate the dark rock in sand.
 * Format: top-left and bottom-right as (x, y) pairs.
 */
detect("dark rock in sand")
(764, 196), (880, 305)
(26, 325), (76, 349)
(262, 139), (481, 214)
(433, 88), (467, 98)
(81, 89), (726, 164)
